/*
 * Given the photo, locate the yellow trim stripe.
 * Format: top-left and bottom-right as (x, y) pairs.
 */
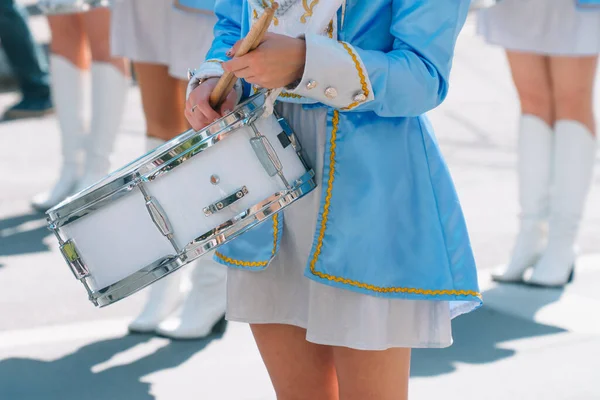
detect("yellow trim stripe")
(340, 42), (369, 111)
(308, 111), (339, 274)
(308, 111), (482, 299)
(215, 214), (279, 268)
(279, 92), (303, 99)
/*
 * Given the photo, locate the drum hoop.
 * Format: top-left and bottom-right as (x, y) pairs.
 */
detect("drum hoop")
(37, 0), (110, 15)
(78, 174), (316, 307)
(47, 93), (269, 226)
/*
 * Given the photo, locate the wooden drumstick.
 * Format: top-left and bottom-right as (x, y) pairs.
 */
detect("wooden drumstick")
(209, 2), (278, 109)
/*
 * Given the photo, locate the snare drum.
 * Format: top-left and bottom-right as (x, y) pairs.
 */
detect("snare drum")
(47, 93), (316, 307)
(37, 0), (109, 15)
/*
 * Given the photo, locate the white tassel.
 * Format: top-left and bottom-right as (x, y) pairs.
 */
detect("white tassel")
(263, 88), (284, 117)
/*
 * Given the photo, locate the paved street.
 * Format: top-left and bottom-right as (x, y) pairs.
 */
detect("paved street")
(1, 13), (600, 400)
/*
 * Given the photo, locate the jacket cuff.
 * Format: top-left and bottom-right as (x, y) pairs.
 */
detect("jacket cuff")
(288, 34), (374, 110)
(186, 60), (243, 106)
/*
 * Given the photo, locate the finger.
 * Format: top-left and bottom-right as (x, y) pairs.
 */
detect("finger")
(226, 39), (243, 58)
(244, 76), (266, 87)
(232, 67), (254, 79)
(186, 103), (211, 129)
(186, 95), (201, 114)
(198, 101), (221, 122)
(185, 109), (201, 131)
(220, 90), (238, 116)
(222, 54), (254, 73)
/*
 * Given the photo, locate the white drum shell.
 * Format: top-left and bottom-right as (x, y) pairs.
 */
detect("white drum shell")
(59, 113), (306, 291)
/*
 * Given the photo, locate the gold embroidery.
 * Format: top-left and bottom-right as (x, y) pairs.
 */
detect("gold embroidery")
(279, 92), (303, 99)
(215, 214), (279, 267)
(308, 111), (482, 299)
(327, 20), (334, 39)
(340, 42), (369, 110)
(301, 0), (319, 23)
(308, 111), (339, 276)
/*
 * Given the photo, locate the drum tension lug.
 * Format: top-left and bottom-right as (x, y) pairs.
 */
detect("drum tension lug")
(60, 239), (90, 280)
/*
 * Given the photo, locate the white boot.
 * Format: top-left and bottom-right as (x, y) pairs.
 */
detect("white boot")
(32, 55), (87, 211)
(156, 253), (227, 339)
(492, 115), (553, 282)
(128, 137), (187, 333)
(75, 62), (128, 192)
(527, 120), (596, 287)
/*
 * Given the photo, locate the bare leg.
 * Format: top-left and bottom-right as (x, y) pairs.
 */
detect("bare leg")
(527, 55), (598, 287)
(506, 51), (554, 124)
(81, 8), (128, 75)
(549, 55), (597, 134)
(251, 324), (339, 400)
(47, 13), (89, 69)
(333, 346), (411, 400)
(32, 15), (89, 210)
(492, 51), (555, 282)
(133, 63), (190, 141)
(73, 8), (129, 190)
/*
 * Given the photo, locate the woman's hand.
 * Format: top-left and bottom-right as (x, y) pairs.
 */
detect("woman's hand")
(222, 33), (306, 89)
(185, 77), (238, 131)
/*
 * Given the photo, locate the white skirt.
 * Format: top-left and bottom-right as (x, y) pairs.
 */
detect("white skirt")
(110, 0), (216, 80)
(226, 103), (453, 351)
(477, 0), (600, 55)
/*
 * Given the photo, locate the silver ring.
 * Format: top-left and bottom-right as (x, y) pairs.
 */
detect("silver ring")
(191, 105), (199, 113)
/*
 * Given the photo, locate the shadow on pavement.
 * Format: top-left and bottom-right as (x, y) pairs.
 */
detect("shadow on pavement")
(0, 324), (227, 400)
(0, 211), (51, 257)
(412, 285), (566, 377)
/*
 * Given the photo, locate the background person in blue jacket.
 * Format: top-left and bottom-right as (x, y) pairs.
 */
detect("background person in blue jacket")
(110, 0), (227, 340)
(186, 0), (481, 398)
(479, 0), (599, 287)
(0, 0), (53, 119)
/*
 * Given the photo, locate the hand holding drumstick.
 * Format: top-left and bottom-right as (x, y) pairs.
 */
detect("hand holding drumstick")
(185, 2), (307, 131)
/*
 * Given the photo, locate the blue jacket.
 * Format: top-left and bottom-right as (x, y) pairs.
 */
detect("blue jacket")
(202, 0), (482, 317)
(174, 0), (215, 12)
(577, 0), (600, 9)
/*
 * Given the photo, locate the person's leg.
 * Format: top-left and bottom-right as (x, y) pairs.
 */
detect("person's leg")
(0, 0), (52, 118)
(333, 346), (411, 400)
(528, 55), (598, 287)
(251, 324), (339, 400)
(31, 14), (89, 211)
(155, 253), (227, 340)
(127, 63), (198, 333)
(492, 51), (555, 283)
(75, 8), (129, 190)
(549, 56), (597, 134)
(133, 62), (190, 141)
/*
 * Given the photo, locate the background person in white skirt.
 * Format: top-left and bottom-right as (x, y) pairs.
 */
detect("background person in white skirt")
(32, 4), (129, 211)
(110, 0), (227, 340)
(479, 0), (600, 287)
